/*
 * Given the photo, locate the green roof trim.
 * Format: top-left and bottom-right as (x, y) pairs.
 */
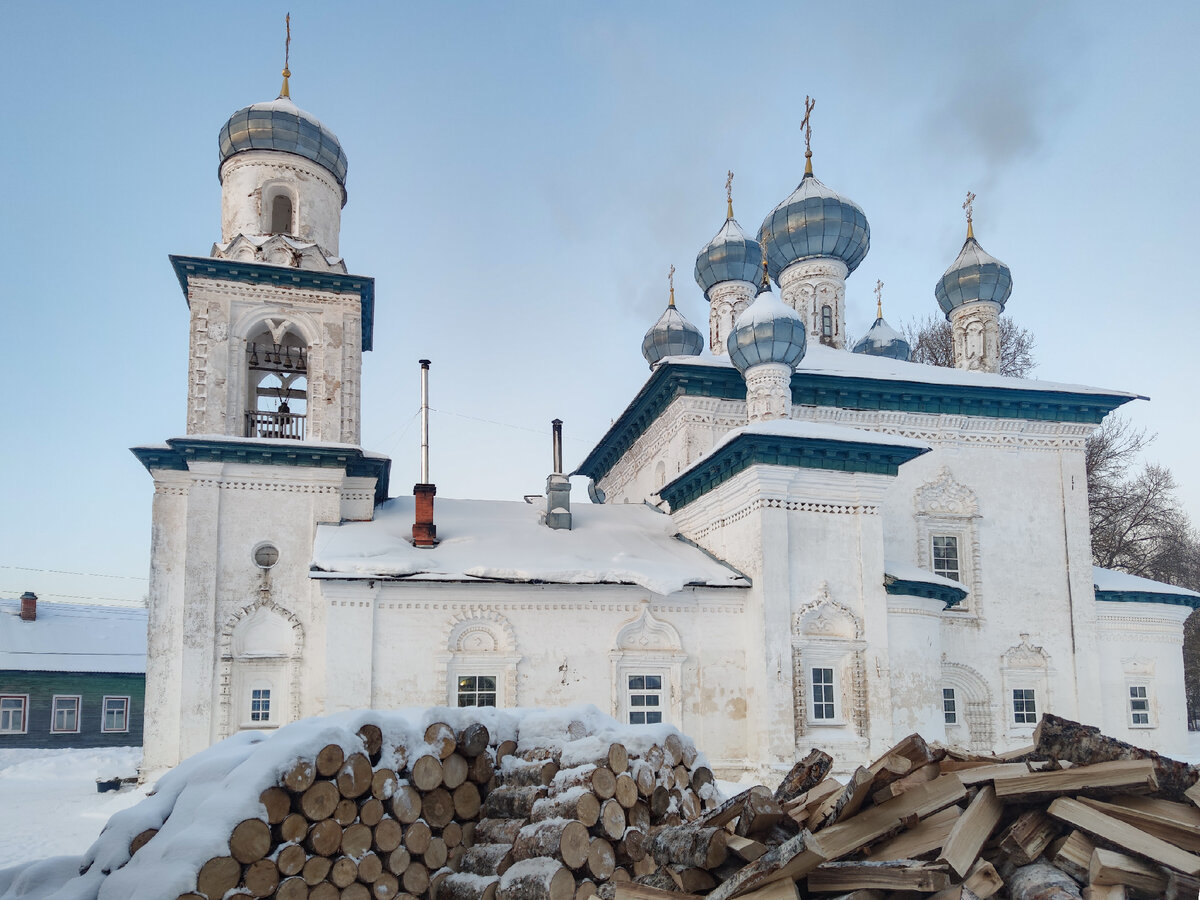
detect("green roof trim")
(131, 438), (391, 505)
(659, 431), (929, 511)
(574, 362), (1136, 485)
(168, 255), (375, 351)
(1094, 589), (1200, 610)
(885, 576), (967, 609)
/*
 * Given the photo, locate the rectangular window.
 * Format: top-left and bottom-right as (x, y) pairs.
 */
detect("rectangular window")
(457, 675), (498, 708)
(812, 668), (836, 720)
(627, 674), (663, 725)
(0, 696), (27, 734)
(102, 697), (130, 733)
(931, 535), (961, 582)
(1129, 686), (1150, 726)
(250, 688), (271, 722)
(51, 696), (81, 733)
(1012, 688), (1037, 724)
(943, 688), (957, 725)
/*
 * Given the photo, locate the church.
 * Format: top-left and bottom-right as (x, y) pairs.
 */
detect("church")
(132, 70), (1199, 781)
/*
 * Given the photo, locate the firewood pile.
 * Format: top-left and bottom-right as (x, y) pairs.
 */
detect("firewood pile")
(161, 719), (718, 900)
(609, 714), (1200, 900)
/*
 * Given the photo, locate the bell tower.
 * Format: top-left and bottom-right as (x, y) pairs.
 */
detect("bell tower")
(133, 32), (390, 778)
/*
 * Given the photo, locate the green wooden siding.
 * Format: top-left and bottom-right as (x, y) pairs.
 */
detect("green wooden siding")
(0, 671), (144, 748)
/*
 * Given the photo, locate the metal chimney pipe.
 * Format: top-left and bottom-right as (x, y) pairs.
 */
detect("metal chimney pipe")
(419, 359), (431, 483)
(552, 419), (563, 475)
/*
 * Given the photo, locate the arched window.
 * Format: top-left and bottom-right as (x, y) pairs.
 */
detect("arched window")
(270, 193), (293, 235)
(821, 305), (833, 339)
(246, 326), (308, 439)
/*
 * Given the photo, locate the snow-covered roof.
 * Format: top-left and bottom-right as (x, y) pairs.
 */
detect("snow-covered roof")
(312, 496), (748, 595)
(665, 342), (1141, 399)
(0, 600), (147, 674)
(884, 559), (967, 592)
(135, 434), (390, 459)
(1093, 566), (1200, 608)
(707, 419), (931, 456)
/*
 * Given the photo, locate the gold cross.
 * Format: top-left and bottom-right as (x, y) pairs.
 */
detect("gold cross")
(874, 280), (884, 319)
(801, 96), (815, 156)
(963, 190), (976, 238)
(725, 170), (734, 218)
(668, 264), (676, 306)
(279, 13), (292, 98)
(760, 240), (770, 290)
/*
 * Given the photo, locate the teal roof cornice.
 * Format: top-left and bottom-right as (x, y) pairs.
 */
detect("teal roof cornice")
(885, 576), (967, 609)
(574, 362), (1136, 486)
(131, 438), (391, 505)
(1094, 589), (1200, 610)
(168, 255), (375, 351)
(658, 431), (929, 511)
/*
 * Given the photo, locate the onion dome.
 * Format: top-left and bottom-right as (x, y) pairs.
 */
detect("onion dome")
(853, 317), (910, 361)
(642, 270), (704, 367)
(219, 97), (348, 191)
(726, 284), (807, 373)
(934, 233), (1013, 315)
(757, 163), (870, 281)
(695, 176), (764, 299)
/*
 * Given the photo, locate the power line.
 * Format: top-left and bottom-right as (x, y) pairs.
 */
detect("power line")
(0, 564), (147, 581)
(2, 589), (145, 605)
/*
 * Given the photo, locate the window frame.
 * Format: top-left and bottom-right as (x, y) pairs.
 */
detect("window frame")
(249, 686), (272, 724)
(456, 674), (499, 708)
(1011, 688), (1037, 725)
(931, 534), (961, 583)
(821, 305), (833, 338)
(625, 673), (665, 726)
(101, 696), (131, 734)
(50, 694), (82, 734)
(1127, 684), (1153, 728)
(943, 687), (957, 725)
(810, 667), (837, 721)
(0, 695), (29, 735)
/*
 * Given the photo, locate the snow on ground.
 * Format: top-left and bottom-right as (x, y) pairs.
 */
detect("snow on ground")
(0, 747), (146, 870)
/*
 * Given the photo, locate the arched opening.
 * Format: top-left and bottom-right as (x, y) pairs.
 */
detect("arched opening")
(245, 327), (308, 439)
(821, 305), (833, 342)
(269, 193), (294, 235)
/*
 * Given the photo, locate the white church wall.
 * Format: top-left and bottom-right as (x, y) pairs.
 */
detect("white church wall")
(1094, 600), (1192, 755)
(220, 150), (343, 257)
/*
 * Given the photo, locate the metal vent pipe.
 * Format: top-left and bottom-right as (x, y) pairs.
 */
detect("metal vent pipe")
(419, 359), (431, 483)
(552, 418), (563, 475)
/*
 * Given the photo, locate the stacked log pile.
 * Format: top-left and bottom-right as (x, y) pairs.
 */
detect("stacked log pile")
(604, 714), (1200, 900)
(160, 720), (718, 900)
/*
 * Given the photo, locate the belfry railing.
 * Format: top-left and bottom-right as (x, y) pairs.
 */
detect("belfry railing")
(245, 410), (306, 441)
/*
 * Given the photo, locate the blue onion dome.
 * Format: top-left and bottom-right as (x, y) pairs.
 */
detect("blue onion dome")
(642, 289), (704, 367)
(726, 284), (807, 373)
(695, 201), (763, 300)
(219, 96), (349, 192)
(935, 231), (1013, 315)
(853, 315), (911, 361)
(757, 164), (870, 281)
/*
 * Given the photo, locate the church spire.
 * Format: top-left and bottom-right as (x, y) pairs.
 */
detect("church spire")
(279, 13), (292, 99)
(801, 96), (815, 176)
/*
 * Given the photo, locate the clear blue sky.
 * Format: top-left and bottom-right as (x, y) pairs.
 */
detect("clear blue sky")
(1, 1), (1197, 606)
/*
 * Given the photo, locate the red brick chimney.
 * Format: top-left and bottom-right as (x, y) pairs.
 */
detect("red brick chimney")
(413, 483), (437, 547)
(19, 591), (37, 622)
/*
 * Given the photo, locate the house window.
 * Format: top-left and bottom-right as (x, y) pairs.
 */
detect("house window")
(627, 674), (663, 724)
(250, 688), (271, 722)
(812, 667), (836, 720)
(1128, 686), (1151, 726)
(102, 697), (130, 733)
(1, 696), (27, 734)
(943, 688), (957, 725)
(457, 675), (498, 708)
(1012, 689), (1037, 724)
(270, 193), (293, 234)
(821, 305), (833, 339)
(931, 535), (961, 582)
(51, 696), (81, 733)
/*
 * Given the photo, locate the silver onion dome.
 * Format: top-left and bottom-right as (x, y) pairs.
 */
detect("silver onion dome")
(642, 302), (704, 367)
(726, 286), (807, 373)
(758, 171), (870, 281)
(219, 97), (348, 190)
(695, 217), (763, 300)
(935, 236), (1013, 315)
(852, 316), (911, 361)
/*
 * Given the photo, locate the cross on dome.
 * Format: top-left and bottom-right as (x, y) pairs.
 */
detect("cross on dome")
(875, 279), (884, 318)
(725, 170), (734, 219)
(280, 13), (292, 99)
(668, 264), (676, 306)
(963, 190), (976, 239)
(801, 96), (815, 173)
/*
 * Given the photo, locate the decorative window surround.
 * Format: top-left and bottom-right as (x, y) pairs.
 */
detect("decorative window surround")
(220, 598), (304, 737)
(941, 661), (995, 752)
(610, 604), (685, 726)
(51, 695), (81, 734)
(0, 695), (28, 734)
(1128, 685), (1152, 727)
(1000, 636), (1052, 738)
(626, 674), (665, 725)
(915, 467), (983, 617)
(791, 584), (867, 740)
(1012, 688), (1037, 724)
(250, 687), (272, 723)
(1123, 657), (1156, 728)
(439, 610), (521, 708)
(456, 675), (498, 708)
(943, 688), (957, 725)
(102, 696), (131, 733)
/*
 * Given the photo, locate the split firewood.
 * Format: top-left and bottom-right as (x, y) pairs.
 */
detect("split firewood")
(497, 858), (576, 900)
(963, 859), (1004, 899)
(813, 767), (874, 830)
(992, 759), (1159, 802)
(773, 749), (834, 804)
(724, 834), (767, 863)
(703, 829), (825, 900)
(1088, 847), (1168, 899)
(696, 788), (754, 829)
(1009, 860), (1083, 900)
(864, 804), (961, 861)
(1075, 794), (1200, 853)
(1034, 714), (1197, 801)
(1166, 871), (1200, 900)
(735, 791), (785, 838)
(806, 860), (952, 893)
(871, 761), (942, 805)
(938, 784), (1003, 879)
(613, 882), (700, 900)
(997, 809), (1060, 866)
(1051, 830), (1096, 884)
(1047, 797), (1200, 876)
(667, 866), (715, 893)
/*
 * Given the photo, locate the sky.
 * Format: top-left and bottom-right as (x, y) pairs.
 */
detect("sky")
(1, 1), (1197, 607)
